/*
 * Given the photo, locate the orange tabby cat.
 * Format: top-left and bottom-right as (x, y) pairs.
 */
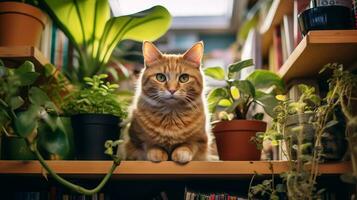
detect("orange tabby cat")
(124, 41), (211, 163)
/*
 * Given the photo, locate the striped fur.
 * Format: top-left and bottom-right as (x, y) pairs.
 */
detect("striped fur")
(124, 41), (211, 163)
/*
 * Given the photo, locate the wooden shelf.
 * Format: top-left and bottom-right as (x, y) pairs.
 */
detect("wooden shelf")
(0, 161), (351, 179)
(260, 0), (293, 56)
(279, 30), (357, 83)
(0, 46), (49, 68)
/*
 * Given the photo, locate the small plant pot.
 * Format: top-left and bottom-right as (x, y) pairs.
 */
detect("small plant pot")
(298, 5), (354, 36)
(213, 120), (267, 161)
(0, 2), (47, 48)
(1, 136), (36, 160)
(71, 114), (121, 160)
(285, 113), (316, 159)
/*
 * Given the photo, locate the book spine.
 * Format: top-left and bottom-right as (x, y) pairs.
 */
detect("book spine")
(353, 0), (357, 28)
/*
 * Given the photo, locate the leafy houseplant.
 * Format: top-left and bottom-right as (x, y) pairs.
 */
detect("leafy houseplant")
(0, 0), (47, 48)
(204, 59), (285, 160)
(41, 0), (172, 83)
(62, 74), (127, 160)
(0, 60), (122, 195)
(0, 60), (71, 160)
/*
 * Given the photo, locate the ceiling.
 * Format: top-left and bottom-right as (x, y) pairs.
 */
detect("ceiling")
(109, 0), (249, 33)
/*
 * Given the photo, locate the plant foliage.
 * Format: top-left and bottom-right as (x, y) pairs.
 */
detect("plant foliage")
(41, 0), (172, 82)
(204, 59), (285, 120)
(62, 74), (127, 118)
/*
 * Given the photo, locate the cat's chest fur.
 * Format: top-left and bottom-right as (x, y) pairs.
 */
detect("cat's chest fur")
(132, 101), (205, 147)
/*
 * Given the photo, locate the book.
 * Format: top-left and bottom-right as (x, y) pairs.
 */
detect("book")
(293, 0), (310, 47)
(353, 0), (357, 28)
(283, 15), (294, 56)
(280, 21), (288, 62)
(272, 25), (283, 69)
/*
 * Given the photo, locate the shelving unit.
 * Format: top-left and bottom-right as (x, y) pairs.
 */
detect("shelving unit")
(260, 0), (293, 56)
(0, 161), (351, 179)
(279, 30), (357, 83)
(0, 46), (49, 68)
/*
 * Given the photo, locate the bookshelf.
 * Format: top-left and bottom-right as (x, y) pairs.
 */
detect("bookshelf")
(279, 30), (357, 83)
(0, 161), (351, 179)
(260, 0), (294, 56)
(0, 46), (49, 69)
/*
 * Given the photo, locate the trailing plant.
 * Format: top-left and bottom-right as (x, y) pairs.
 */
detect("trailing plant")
(204, 59), (285, 121)
(62, 74), (127, 118)
(319, 64), (357, 186)
(41, 0), (172, 83)
(0, 60), (122, 195)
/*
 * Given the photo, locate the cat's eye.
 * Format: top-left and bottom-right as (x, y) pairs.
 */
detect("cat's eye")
(179, 74), (189, 83)
(156, 73), (166, 82)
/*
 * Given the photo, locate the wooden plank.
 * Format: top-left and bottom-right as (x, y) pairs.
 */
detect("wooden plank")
(260, 0), (294, 57)
(0, 46), (49, 68)
(279, 30), (357, 83)
(0, 161), (351, 178)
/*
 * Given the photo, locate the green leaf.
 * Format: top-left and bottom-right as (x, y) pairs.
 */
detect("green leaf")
(98, 5), (172, 63)
(255, 91), (279, 117)
(14, 105), (40, 138)
(230, 80), (255, 97)
(252, 113), (264, 120)
(228, 59), (254, 79)
(230, 86), (240, 100)
(29, 87), (51, 106)
(325, 120), (339, 129)
(17, 72), (40, 86)
(15, 61), (36, 74)
(204, 67), (225, 80)
(9, 96), (24, 110)
(246, 70), (285, 93)
(218, 99), (232, 107)
(43, 0), (110, 49)
(207, 88), (229, 113)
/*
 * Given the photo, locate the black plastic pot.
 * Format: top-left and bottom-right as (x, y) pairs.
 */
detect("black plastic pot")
(298, 5), (354, 36)
(71, 114), (120, 160)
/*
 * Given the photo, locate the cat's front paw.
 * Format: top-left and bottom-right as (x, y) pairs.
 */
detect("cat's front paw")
(147, 147), (168, 162)
(171, 146), (193, 164)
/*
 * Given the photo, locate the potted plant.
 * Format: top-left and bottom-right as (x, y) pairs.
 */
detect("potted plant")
(41, 0), (172, 83)
(0, 0), (47, 48)
(0, 60), (73, 160)
(204, 59), (285, 160)
(62, 74), (127, 160)
(0, 60), (122, 195)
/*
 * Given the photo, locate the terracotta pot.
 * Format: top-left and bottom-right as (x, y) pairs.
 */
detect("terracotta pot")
(0, 2), (47, 48)
(213, 120), (267, 161)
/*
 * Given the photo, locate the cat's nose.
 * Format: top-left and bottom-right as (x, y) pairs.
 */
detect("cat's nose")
(168, 89), (177, 94)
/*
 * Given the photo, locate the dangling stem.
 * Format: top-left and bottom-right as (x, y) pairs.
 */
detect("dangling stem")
(28, 140), (120, 195)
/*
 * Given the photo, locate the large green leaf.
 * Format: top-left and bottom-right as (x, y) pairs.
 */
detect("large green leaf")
(29, 87), (51, 106)
(230, 80), (255, 97)
(15, 61), (39, 86)
(255, 91), (279, 117)
(207, 88), (229, 113)
(228, 59), (254, 79)
(204, 67), (225, 80)
(98, 6), (172, 63)
(246, 70), (285, 93)
(14, 105), (41, 138)
(43, 0), (110, 49)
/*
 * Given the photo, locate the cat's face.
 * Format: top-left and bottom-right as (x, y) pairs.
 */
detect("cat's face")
(140, 41), (204, 105)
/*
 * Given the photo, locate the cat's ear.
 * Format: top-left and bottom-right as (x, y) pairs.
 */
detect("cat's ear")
(183, 41), (204, 67)
(143, 41), (162, 66)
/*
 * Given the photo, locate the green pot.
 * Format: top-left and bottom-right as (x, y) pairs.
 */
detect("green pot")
(1, 136), (35, 160)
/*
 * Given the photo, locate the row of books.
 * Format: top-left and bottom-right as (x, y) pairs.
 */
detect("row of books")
(184, 189), (247, 200)
(39, 17), (73, 71)
(268, 0), (310, 72)
(268, 0), (357, 72)
(11, 191), (107, 200)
